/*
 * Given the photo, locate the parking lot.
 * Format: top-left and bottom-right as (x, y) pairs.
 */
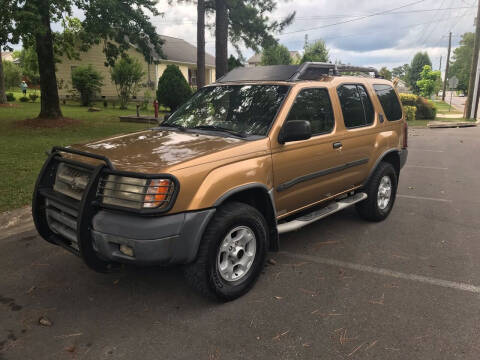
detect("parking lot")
(1, 126), (480, 360)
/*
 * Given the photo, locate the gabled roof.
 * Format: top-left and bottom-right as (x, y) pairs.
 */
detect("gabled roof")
(157, 35), (215, 67)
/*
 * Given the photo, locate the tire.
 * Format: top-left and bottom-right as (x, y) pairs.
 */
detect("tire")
(184, 202), (268, 302)
(356, 162), (398, 222)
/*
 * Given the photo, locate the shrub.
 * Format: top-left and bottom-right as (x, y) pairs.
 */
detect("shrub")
(399, 93), (417, 106)
(141, 89), (153, 110)
(415, 97), (436, 120)
(156, 65), (192, 111)
(6, 93), (15, 102)
(19, 96), (29, 102)
(404, 106), (416, 122)
(29, 93), (39, 102)
(111, 55), (145, 109)
(71, 65), (104, 106)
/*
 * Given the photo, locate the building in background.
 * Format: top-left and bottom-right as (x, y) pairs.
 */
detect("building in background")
(56, 35), (216, 100)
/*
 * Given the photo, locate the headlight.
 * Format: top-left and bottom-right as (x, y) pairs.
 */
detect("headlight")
(99, 175), (175, 210)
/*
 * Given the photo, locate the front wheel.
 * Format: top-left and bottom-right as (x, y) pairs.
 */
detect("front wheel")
(184, 202), (268, 301)
(356, 162), (398, 222)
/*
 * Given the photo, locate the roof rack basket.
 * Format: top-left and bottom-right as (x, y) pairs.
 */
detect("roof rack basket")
(291, 62), (381, 80)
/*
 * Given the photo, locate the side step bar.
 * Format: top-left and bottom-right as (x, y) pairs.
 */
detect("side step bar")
(277, 192), (367, 234)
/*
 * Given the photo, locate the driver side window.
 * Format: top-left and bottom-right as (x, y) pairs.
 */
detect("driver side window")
(286, 88), (335, 136)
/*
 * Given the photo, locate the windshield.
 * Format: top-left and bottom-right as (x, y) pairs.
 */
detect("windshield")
(162, 84), (290, 137)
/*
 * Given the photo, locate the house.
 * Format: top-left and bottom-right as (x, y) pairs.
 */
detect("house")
(247, 50), (301, 67)
(55, 35), (216, 100)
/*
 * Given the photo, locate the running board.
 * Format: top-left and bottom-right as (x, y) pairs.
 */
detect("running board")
(277, 192), (367, 234)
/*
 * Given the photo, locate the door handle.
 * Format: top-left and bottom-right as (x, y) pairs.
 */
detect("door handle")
(333, 142), (343, 149)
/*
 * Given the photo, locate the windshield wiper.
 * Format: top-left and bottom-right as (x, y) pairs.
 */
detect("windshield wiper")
(192, 125), (247, 138)
(159, 123), (187, 132)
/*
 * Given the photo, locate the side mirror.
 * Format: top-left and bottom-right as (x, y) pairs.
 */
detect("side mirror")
(279, 120), (312, 144)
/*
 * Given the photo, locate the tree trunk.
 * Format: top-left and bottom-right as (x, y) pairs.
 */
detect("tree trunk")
(35, 0), (63, 119)
(197, 0), (206, 88)
(215, 0), (228, 80)
(0, 51), (7, 104)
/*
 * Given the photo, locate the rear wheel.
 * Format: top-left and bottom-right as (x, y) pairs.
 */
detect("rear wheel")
(356, 162), (398, 222)
(184, 202), (268, 301)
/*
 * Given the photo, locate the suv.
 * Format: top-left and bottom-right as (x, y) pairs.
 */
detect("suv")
(33, 63), (408, 301)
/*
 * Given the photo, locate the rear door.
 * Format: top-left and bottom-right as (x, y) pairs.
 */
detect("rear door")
(333, 83), (379, 187)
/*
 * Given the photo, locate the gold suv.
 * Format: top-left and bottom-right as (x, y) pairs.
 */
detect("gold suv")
(33, 63), (408, 301)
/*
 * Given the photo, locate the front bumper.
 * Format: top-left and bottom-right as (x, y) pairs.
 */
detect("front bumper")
(32, 147), (214, 270)
(91, 209), (215, 265)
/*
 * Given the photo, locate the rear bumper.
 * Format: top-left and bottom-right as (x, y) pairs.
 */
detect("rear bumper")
(399, 149), (408, 169)
(91, 209), (215, 265)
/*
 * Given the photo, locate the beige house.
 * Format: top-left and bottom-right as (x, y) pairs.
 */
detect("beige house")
(56, 35), (216, 100)
(247, 50), (301, 67)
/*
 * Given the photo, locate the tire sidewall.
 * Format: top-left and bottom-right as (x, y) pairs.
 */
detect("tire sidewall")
(207, 210), (267, 300)
(372, 164), (397, 218)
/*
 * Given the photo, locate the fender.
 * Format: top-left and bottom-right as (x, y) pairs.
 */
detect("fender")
(214, 183), (279, 252)
(363, 148), (401, 186)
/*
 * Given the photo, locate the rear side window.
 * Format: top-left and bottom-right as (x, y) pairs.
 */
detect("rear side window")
(286, 88), (334, 135)
(373, 84), (403, 121)
(337, 84), (375, 128)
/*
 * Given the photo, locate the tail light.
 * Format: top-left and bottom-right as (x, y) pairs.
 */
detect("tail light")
(402, 121), (408, 148)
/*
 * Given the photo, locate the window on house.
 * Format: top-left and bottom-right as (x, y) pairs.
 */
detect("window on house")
(337, 84), (375, 128)
(286, 88), (335, 136)
(188, 69), (197, 87)
(373, 84), (403, 121)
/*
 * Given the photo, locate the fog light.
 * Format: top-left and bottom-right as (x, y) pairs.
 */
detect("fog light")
(119, 244), (134, 257)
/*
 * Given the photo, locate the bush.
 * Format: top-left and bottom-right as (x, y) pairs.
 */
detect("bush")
(29, 93), (39, 102)
(415, 97), (436, 120)
(71, 65), (104, 106)
(111, 55), (145, 109)
(399, 93), (417, 106)
(6, 93), (15, 102)
(156, 65), (192, 111)
(19, 96), (29, 102)
(404, 106), (416, 122)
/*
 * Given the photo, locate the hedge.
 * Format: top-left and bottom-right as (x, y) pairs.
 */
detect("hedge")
(403, 106), (416, 122)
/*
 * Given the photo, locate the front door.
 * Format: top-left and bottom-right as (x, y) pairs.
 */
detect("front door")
(271, 87), (346, 218)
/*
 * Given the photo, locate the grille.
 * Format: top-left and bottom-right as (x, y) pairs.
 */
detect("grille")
(53, 162), (91, 201)
(45, 199), (80, 250)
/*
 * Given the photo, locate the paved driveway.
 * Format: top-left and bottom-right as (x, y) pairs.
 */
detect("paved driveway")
(1, 126), (480, 359)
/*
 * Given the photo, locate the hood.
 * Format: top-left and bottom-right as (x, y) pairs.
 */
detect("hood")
(72, 129), (246, 172)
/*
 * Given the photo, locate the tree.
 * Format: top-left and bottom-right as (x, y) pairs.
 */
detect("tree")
(3, 61), (22, 90)
(71, 65), (103, 106)
(392, 64), (409, 81)
(261, 44), (292, 65)
(111, 56), (145, 109)
(449, 32), (474, 94)
(416, 65), (441, 98)
(156, 65), (192, 112)
(14, 0), (164, 119)
(197, 0), (206, 88)
(0, 0), (19, 104)
(407, 52), (432, 94)
(301, 40), (329, 63)
(206, 0), (295, 79)
(379, 67), (392, 81)
(15, 45), (40, 85)
(228, 55), (243, 71)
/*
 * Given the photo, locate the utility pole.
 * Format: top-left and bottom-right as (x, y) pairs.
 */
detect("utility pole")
(442, 32), (452, 101)
(197, 0), (206, 88)
(465, 2), (480, 118)
(439, 55), (442, 71)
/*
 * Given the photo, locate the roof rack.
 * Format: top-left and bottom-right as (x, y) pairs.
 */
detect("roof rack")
(216, 63), (381, 83)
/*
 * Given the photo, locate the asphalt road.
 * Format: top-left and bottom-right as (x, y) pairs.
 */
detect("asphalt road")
(1, 126), (480, 359)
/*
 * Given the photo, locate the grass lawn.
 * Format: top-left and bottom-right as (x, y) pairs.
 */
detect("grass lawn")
(0, 99), (155, 212)
(407, 100), (474, 127)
